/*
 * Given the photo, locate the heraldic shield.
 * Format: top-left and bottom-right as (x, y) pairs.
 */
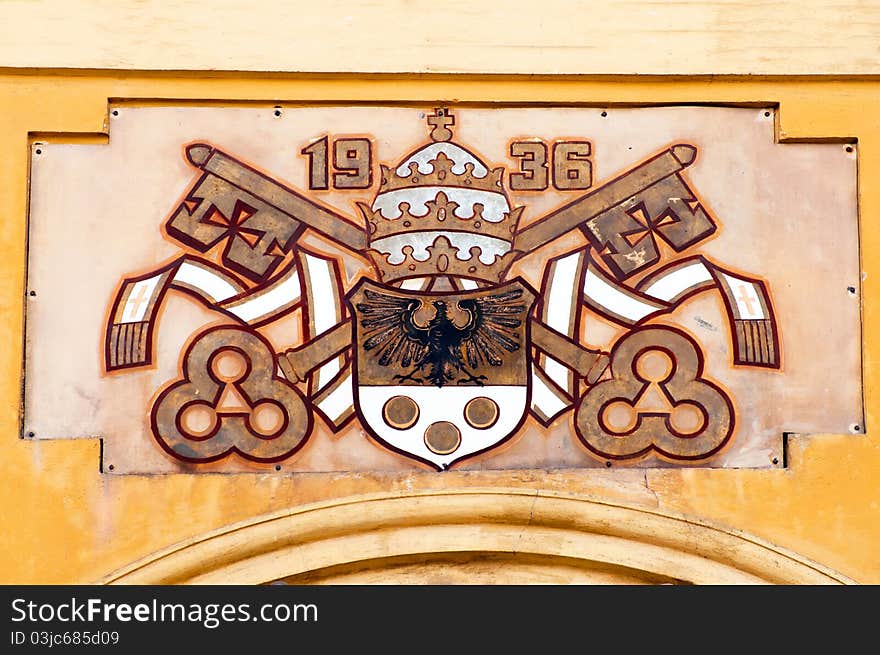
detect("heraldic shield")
(347, 277), (537, 469)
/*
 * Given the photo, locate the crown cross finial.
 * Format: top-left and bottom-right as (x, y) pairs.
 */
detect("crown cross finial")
(428, 108), (455, 142)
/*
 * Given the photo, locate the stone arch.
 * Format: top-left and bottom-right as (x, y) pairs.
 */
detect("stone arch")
(102, 489), (852, 585)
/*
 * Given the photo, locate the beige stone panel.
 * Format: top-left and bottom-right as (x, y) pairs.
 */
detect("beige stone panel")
(23, 105), (861, 473)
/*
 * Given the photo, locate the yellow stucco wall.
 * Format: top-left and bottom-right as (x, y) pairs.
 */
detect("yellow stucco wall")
(1, 73), (877, 584)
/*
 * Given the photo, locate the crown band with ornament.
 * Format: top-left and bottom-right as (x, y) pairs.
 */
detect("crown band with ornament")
(362, 192), (522, 242)
(367, 234), (519, 283)
(379, 149), (504, 194)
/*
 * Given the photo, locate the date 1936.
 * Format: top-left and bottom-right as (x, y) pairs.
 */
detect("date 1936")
(301, 135), (593, 192)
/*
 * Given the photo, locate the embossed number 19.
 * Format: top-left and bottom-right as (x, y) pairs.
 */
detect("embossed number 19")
(301, 136), (373, 190)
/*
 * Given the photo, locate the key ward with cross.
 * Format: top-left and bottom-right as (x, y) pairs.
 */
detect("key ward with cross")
(736, 284), (761, 318)
(122, 283), (154, 322)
